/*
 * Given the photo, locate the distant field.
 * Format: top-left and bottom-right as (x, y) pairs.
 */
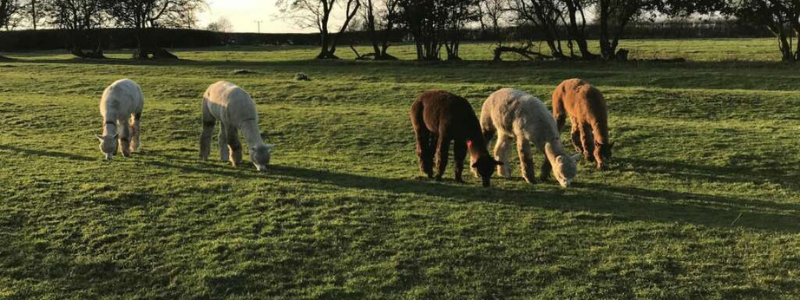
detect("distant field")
(3, 38), (785, 62)
(0, 40), (799, 299)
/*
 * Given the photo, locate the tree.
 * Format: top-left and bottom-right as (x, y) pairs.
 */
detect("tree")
(509, 0), (570, 59)
(277, 0), (361, 59)
(103, 0), (205, 59)
(1, 0), (20, 30)
(398, 0), (479, 60)
(728, 0), (799, 61)
(206, 16), (232, 32)
(361, 0), (400, 59)
(45, 0), (107, 58)
(23, 0), (43, 29)
(0, 0), (20, 59)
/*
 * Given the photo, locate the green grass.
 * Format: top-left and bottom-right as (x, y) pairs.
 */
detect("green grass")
(0, 39), (799, 300)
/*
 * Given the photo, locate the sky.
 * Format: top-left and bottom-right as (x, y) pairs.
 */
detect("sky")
(198, 0), (316, 33)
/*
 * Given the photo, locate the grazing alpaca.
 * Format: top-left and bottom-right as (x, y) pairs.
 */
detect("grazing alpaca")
(200, 81), (275, 172)
(410, 90), (502, 187)
(480, 88), (580, 187)
(96, 79), (144, 160)
(552, 78), (613, 170)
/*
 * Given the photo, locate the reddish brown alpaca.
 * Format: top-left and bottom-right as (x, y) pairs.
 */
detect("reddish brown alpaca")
(552, 79), (613, 170)
(410, 90), (502, 187)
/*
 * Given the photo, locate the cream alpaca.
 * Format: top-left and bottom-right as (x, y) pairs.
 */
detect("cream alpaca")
(200, 81), (275, 171)
(480, 88), (580, 187)
(96, 79), (144, 160)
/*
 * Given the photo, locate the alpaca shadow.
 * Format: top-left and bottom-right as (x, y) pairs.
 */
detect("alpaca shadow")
(616, 157), (799, 192)
(142, 159), (799, 233)
(0, 144), (95, 162)
(264, 165), (799, 233)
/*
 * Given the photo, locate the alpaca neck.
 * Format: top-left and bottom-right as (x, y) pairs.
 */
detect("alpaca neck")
(240, 119), (265, 147)
(467, 137), (491, 160)
(103, 121), (116, 136)
(544, 139), (567, 163)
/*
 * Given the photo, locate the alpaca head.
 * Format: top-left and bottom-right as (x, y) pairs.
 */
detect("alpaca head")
(595, 141), (614, 170)
(471, 156), (503, 187)
(96, 134), (118, 160)
(251, 144), (275, 172)
(552, 154), (581, 187)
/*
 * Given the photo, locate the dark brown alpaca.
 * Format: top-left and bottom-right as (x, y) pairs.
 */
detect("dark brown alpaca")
(410, 90), (502, 187)
(552, 79), (613, 170)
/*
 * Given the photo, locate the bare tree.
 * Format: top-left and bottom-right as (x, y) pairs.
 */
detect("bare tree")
(361, 0), (400, 59)
(103, 0), (205, 59)
(45, 0), (106, 58)
(1, 0), (21, 30)
(277, 0), (361, 59)
(23, 0), (43, 29)
(399, 0), (479, 60)
(729, 0), (799, 61)
(206, 16), (232, 32)
(0, 0), (20, 59)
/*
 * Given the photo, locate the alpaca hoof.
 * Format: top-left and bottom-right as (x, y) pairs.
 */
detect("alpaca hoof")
(524, 178), (536, 184)
(434, 176), (443, 182)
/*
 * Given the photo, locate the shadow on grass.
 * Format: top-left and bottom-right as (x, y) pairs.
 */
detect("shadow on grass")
(7, 56), (800, 90)
(618, 157), (799, 192)
(146, 156), (800, 233)
(0, 144), (95, 162)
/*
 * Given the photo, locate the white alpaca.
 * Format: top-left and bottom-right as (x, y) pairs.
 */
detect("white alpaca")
(480, 88), (580, 187)
(96, 79), (144, 160)
(200, 81), (275, 171)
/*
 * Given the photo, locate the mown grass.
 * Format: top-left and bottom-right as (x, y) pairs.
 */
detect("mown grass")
(0, 40), (798, 300)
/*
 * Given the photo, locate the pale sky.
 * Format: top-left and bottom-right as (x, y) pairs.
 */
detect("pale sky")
(199, 0), (316, 33)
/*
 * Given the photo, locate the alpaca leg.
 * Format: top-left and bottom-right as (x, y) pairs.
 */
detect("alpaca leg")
(540, 156), (552, 182)
(581, 123), (596, 163)
(129, 113), (141, 152)
(200, 103), (215, 160)
(517, 138), (535, 184)
(414, 127), (434, 178)
(493, 136), (512, 178)
(218, 123), (229, 162)
(570, 124), (583, 154)
(200, 121), (215, 160)
(119, 124), (132, 158)
(453, 138), (467, 183)
(434, 135), (451, 181)
(226, 126), (243, 167)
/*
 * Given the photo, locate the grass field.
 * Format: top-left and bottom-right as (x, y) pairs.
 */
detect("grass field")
(0, 39), (799, 299)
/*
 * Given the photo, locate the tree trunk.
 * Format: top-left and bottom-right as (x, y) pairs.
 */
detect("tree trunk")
(564, 0), (595, 59)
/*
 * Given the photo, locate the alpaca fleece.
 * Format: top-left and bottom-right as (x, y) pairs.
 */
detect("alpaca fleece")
(200, 81), (274, 172)
(552, 78), (612, 170)
(410, 90), (500, 187)
(481, 88), (580, 187)
(97, 79), (144, 160)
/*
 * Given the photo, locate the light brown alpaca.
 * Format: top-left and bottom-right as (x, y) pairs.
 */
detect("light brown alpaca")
(552, 79), (613, 170)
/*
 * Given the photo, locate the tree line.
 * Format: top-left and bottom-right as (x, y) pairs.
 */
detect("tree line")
(0, 0), (203, 59)
(3, 0), (800, 61)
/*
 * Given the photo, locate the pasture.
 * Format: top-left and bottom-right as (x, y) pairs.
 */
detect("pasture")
(0, 39), (798, 299)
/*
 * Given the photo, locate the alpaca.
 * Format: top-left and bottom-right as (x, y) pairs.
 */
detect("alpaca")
(200, 81), (275, 172)
(410, 90), (502, 187)
(552, 78), (613, 170)
(96, 79), (144, 160)
(480, 88), (580, 187)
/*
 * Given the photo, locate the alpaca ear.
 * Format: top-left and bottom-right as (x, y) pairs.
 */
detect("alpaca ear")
(95, 134), (104, 141)
(571, 154), (582, 162)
